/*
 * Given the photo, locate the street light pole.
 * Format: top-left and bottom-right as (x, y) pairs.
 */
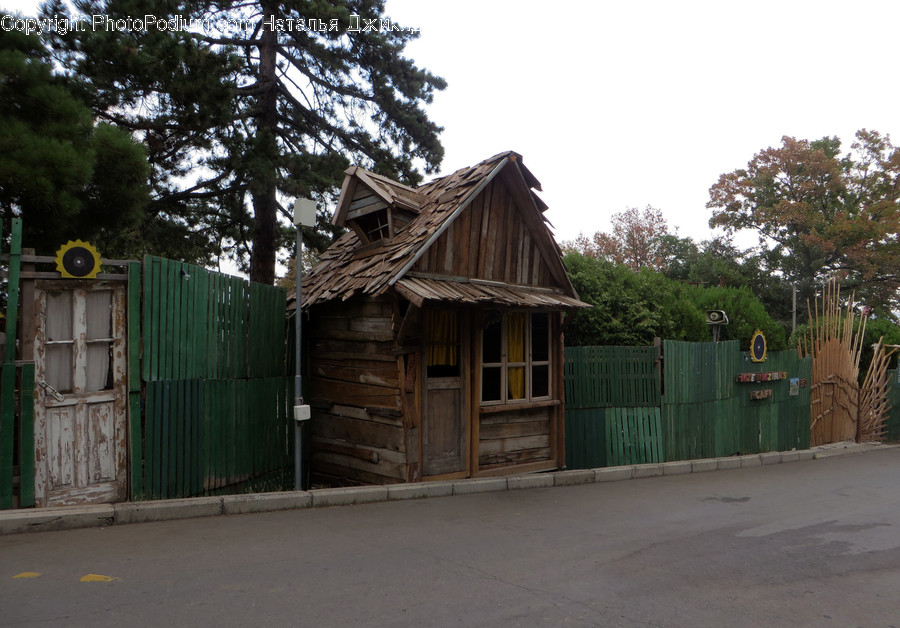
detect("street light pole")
(292, 198), (317, 491)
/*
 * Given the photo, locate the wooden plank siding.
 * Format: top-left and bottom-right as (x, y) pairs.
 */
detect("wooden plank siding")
(413, 180), (554, 288)
(307, 295), (407, 484)
(477, 406), (554, 469)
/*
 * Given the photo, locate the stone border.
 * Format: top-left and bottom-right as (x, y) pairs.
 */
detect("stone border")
(0, 443), (893, 535)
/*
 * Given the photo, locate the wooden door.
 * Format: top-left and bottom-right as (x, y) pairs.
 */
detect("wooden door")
(33, 282), (128, 507)
(422, 310), (468, 478)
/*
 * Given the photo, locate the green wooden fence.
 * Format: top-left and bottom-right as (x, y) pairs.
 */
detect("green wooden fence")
(137, 256), (292, 500)
(883, 370), (900, 443)
(662, 341), (810, 461)
(0, 219), (35, 509)
(564, 346), (661, 409)
(564, 340), (812, 469)
(564, 345), (662, 467)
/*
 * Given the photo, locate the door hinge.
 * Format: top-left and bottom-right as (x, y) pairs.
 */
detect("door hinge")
(37, 378), (65, 402)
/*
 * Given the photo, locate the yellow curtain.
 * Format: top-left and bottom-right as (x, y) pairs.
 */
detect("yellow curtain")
(508, 312), (526, 399)
(427, 310), (458, 366)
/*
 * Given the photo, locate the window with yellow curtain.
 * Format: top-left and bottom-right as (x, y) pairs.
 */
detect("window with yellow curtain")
(480, 312), (552, 404)
(507, 312), (526, 400)
(426, 310), (459, 378)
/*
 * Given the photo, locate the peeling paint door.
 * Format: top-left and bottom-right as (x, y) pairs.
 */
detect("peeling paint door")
(33, 282), (127, 507)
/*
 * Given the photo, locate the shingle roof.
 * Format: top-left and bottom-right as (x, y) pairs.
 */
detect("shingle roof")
(301, 151), (584, 309)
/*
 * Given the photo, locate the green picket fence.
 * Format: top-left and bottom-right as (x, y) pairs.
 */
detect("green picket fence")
(662, 342), (810, 460)
(142, 256), (288, 381)
(564, 345), (660, 408)
(0, 233), (293, 509)
(565, 408), (607, 469)
(564, 341), (812, 469)
(564, 345), (663, 467)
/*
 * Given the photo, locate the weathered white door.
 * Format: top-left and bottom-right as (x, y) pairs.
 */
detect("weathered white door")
(33, 281), (127, 507)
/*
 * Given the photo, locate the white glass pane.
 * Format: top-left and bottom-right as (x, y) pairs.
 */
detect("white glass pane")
(86, 291), (112, 340)
(85, 342), (111, 392)
(46, 344), (73, 393)
(46, 292), (73, 341)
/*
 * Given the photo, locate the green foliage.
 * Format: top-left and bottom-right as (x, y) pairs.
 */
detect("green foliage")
(681, 284), (787, 350)
(0, 26), (149, 256)
(660, 235), (797, 331)
(564, 253), (706, 346)
(564, 252), (786, 349)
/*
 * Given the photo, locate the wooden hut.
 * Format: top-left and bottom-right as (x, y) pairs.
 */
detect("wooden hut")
(302, 151), (589, 485)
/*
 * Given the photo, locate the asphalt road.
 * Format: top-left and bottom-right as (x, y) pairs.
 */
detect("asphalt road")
(3, 449), (900, 627)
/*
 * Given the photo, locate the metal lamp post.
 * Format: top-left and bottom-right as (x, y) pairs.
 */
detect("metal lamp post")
(292, 198), (317, 491)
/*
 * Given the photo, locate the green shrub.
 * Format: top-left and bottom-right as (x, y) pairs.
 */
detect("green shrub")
(564, 252), (786, 349)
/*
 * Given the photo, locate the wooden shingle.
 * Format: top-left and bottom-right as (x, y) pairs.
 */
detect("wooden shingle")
(302, 151), (587, 310)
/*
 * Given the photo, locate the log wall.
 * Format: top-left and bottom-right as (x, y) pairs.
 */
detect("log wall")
(307, 295), (408, 484)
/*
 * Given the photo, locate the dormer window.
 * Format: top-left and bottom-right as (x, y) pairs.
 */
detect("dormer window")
(356, 210), (391, 243)
(331, 165), (427, 247)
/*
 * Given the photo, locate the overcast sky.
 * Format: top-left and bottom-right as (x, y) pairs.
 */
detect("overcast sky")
(385, 0), (900, 247)
(5, 0), (899, 249)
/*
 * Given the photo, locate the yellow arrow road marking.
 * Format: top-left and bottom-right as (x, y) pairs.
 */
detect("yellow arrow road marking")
(13, 572), (41, 579)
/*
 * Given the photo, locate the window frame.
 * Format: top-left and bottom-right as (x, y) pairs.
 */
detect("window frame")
(480, 311), (553, 406)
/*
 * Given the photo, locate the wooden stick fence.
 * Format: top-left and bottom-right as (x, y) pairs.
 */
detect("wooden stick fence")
(803, 280), (865, 446)
(859, 339), (896, 442)
(801, 278), (894, 446)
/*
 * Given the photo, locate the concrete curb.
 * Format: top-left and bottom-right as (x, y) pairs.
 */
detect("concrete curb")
(0, 504), (114, 535)
(2, 441), (896, 535)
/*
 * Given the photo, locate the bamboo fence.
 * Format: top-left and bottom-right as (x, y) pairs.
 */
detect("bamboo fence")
(801, 279), (892, 445)
(858, 338), (897, 442)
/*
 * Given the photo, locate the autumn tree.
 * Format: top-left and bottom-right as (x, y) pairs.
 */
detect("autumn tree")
(45, 0), (445, 283)
(563, 205), (672, 272)
(708, 130), (900, 314)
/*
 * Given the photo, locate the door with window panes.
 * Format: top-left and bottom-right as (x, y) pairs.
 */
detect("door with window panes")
(32, 282), (128, 507)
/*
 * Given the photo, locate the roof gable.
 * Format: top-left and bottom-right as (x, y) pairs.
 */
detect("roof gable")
(303, 152), (581, 309)
(412, 172), (565, 289)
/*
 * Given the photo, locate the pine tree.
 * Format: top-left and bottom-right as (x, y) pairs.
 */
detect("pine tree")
(0, 25), (149, 255)
(47, 0), (445, 283)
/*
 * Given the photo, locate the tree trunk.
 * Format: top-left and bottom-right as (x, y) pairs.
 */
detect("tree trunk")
(249, 2), (279, 285)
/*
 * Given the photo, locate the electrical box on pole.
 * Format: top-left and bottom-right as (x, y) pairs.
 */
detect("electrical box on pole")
(292, 197), (317, 490)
